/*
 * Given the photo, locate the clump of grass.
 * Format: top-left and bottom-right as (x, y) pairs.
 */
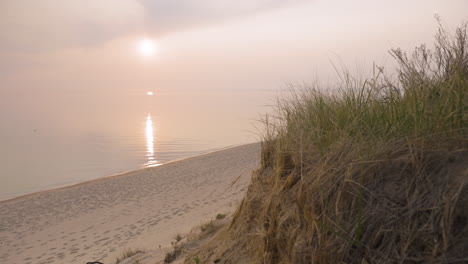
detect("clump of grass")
(264, 24), (467, 159)
(185, 21), (468, 264)
(174, 233), (183, 242)
(216, 213), (226, 220)
(200, 220), (215, 232)
(260, 21), (468, 263)
(165, 233), (187, 263)
(114, 248), (143, 264)
(253, 21), (467, 264)
(164, 244), (185, 264)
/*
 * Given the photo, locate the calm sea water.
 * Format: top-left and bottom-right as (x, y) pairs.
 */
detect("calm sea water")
(0, 89), (271, 201)
(0, 112), (219, 201)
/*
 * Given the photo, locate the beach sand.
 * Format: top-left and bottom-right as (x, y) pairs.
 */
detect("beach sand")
(0, 143), (260, 264)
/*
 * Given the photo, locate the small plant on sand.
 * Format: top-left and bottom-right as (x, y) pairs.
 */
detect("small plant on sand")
(164, 244), (185, 263)
(114, 248), (143, 264)
(174, 233), (183, 242)
(200, 220), (214, 232)
(193, 256), (201, 264)
(215, 213), (226, 220)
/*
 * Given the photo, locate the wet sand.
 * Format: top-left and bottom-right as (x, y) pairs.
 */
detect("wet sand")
(0, 143), (260, 264)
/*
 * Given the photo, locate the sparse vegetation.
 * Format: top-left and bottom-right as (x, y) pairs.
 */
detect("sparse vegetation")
(165, 218), (229, 263)
(216, 213), (226, 220)
(114, 248), (143, 264)
(164, 244), (185, 264)
(174, 233), (183, 242)
(200, 220), (214, 232)
(164, 233), (185, 263)
(184, 22), (468, 263)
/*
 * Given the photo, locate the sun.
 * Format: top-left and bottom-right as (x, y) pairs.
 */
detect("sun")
(138, 38), (157, 57)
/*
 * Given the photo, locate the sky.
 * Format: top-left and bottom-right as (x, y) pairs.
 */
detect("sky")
(0, 0), (467, 143)
(0, 0), (302, 52)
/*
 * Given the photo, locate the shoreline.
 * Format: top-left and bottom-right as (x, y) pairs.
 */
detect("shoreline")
(0, 143), (247, 204)
(0, 142), (260, 264)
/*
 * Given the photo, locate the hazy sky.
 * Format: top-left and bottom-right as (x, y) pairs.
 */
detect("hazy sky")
(1, 0), (467, 143)
(1, 0), (467, 77)
(0, 0), (303, 52)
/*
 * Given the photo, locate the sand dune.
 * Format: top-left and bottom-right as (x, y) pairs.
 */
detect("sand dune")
(0, 143), (260, 264)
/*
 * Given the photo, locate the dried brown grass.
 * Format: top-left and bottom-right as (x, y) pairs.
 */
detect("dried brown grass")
(184, 21), (468, 264)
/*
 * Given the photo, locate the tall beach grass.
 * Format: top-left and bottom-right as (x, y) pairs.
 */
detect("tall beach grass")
(185, 22), (468, 264)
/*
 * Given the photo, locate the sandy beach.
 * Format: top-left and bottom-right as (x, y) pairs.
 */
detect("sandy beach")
(0, 143), (260, 264)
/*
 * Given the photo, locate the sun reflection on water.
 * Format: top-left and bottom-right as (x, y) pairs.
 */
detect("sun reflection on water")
(145, 113), (160, 167)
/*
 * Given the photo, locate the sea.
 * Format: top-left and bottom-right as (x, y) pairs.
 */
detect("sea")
(0, 89), (273, 201)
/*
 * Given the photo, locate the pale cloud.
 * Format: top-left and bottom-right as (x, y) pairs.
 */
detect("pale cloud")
(0, 0), (305, 52)
(139, 0), (306, 34)
(0, 0), (145, 52)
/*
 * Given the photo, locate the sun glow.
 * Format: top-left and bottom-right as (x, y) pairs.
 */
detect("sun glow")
(146, 91), (154, 96)
(138, 38), (157, 57)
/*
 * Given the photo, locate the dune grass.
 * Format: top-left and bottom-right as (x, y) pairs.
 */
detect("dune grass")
(253, 21), (468, 264)
(185, 22), (468, 264)
(257, 21), (468, 263)
(263, 22), (467, 162)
